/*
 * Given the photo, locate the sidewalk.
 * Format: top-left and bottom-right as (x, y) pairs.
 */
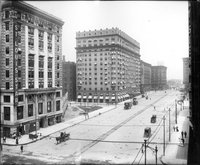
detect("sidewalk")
(1, 105), (116, 146)
(160, 99), (189, 165)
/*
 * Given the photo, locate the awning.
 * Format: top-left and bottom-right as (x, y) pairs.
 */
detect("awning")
(77, 95), (81, 99)
(99, 96), (104, 99)
(83, 96), (87, 99)
(94, 96), (98, 99)
(88, 96), (92, 99)
(111, 97), (115, 100)
(105, 96), (109, 99)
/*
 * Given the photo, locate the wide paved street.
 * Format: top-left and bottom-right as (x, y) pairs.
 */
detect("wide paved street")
(2, 90), (180, 164)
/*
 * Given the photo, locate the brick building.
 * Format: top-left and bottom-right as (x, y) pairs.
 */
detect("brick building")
(75, 28), (141, 103)
(151, 65), (167, 90)
(140, 60), (151, 93)
(0, 1), (64, 137)
(62, 57), (76, 101)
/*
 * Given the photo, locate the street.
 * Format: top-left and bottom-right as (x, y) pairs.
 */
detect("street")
(2, 90), (180, 164)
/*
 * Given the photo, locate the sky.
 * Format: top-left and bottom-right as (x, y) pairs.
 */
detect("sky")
(27, 1), (189, 80)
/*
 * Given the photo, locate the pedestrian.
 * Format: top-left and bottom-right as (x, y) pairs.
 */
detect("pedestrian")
(3, 136), (6, 143)
(181, 131), (184, 138)
(184, 131), (187, 138)
(154, 106), (156, 111)
(20, 145), (23, 153)
(182, 138), (185, 146)
(173, 126), (175, 132)
(16, 138), (19, 145)
(176, 126), (179, 132)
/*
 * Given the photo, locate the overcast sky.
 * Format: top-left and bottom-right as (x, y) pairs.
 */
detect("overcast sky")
(27, 1), (188, 80)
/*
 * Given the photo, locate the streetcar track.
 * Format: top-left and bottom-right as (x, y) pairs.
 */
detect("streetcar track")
(62, 92), (170, 161)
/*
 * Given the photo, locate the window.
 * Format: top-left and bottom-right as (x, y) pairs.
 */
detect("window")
(48, 58), (52, 68)
(48, 33), (52, 41)
(57, 72), (59, 78)
(38, 30), (44, 38)
(6, 35), (9, 42)
(39, 71), (43, 78)
(28, 27), (34, 35)
(18, 70), (21, 77)
(48, 81), (52, 87)
(4, 95), (10, 103)
(57, 36), (59, 42)
(17, 106), (23, 120)
(39, 81), (44, 88)
(28, 38), (34, 47)
(39, 57), (44, 68)
(5, 82), (9, 89)
(57, 45), (59, 51)
(38, 103), (43, 114)
(57, 63), (59, 69)
(5, 11), (9, 18)
(18, 82), (22, 89)
(28, 55), (34, 67)
(48, 72), (52, 78)
(6, 58), (9, 66)
(28, 70), (34, 78)
(6, 47), (9, 54)
(39, 40), (44, 50)
(6, 70), (9, 78)
(28, 81), (34, 88)
(56, 100), (60, 111)
(56, 92), (60, 97)
(48, 43), (52, 51)
(5, 22), (9, 30)
(18, 95), (23, 102)
(4, 107), (10, 121)
(18, 59), (21, 66)
(47, 101), (51, 113)
(28, 104), (33, 117)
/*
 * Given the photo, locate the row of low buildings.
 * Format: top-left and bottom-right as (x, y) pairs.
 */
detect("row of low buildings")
(0, 1), (167, 137)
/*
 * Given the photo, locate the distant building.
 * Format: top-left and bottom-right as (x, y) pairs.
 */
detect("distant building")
(151, 66), (167, 90)
(62, 58), (76, 101)
(75, 28), (141, 103)
(0, 1), (64, 137)
(140, 60), (151, 93)
(182, 57), (190, 89)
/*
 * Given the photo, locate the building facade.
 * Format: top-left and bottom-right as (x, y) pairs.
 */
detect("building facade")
(62, 58), (76, 101)
(140, 60), (151, 93)
(182, 57), (190, 90)
(151, 65), (167, 90)
(0, 1), (64, 137)
(75, 28), (141, 103)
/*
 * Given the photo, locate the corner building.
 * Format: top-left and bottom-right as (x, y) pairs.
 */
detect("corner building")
(0, 1), (64, 137)
(76, 28), (141, 103)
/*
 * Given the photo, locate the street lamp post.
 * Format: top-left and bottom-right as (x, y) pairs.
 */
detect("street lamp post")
(163, 115), (166, 156)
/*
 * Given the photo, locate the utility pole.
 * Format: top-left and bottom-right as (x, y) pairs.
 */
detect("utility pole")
(155, 146), (158, 165)
(175, 100), (177, 124)
(169, 108), (171, 141)
(163, 116), (166, 156)
(144, 139), (147, 165)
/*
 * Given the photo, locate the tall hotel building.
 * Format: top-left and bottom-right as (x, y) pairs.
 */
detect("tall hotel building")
(0, 1), (64, 137)
(76, 28), (141, 103)
(140, 61), (151, 93)
(182, 57), (190, 90)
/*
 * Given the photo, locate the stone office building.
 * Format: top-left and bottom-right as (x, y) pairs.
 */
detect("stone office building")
(140, 60), (151, 93)
(0, 1), (64, 137)
(76, 28), (141, 103)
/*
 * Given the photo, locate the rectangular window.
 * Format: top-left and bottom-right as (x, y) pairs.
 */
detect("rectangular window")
(39, 57), (44, 68)
(28, 81), (34, 88)
(38, 103), (43, 114)
(48, 81), (52, 87)
(56, 100), (60, 111)
(38, 30), (44, 38)
(48, 33), (52, 41)
(18, 82), (22, 89)
(28, 104), (33, 117)
(28, 55), (34, 67)
(56, 92), (60, 97)
(18, 70), (21, 77)
(28, 70), (34, 78)
(18, 59), (21, 66)
(57, 72), (59, 78)
(18, 95), (24, 102)
(28, 38), (34, 47)
(39, 81), (44, 88)
(39, 71), (44, 78)
(4, 107), (10, 120)
(6, 35), (9, 42)
(28, 27), (34, 35)
(5, 22), (9, 30)
(48, 42), (52, 51)
(48, 58), (52, 68)
(48, 72), (52, 78)
(39, 40), (44, 50)
(17, 106), (23, 120)
(5, 11), (9, 18)
(47, 101), (51, 113)
(6, 58), (9, 66)
(5, 82), (9, 89)
(6, 70), (9, 78)
(6, 47), (9, 54)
